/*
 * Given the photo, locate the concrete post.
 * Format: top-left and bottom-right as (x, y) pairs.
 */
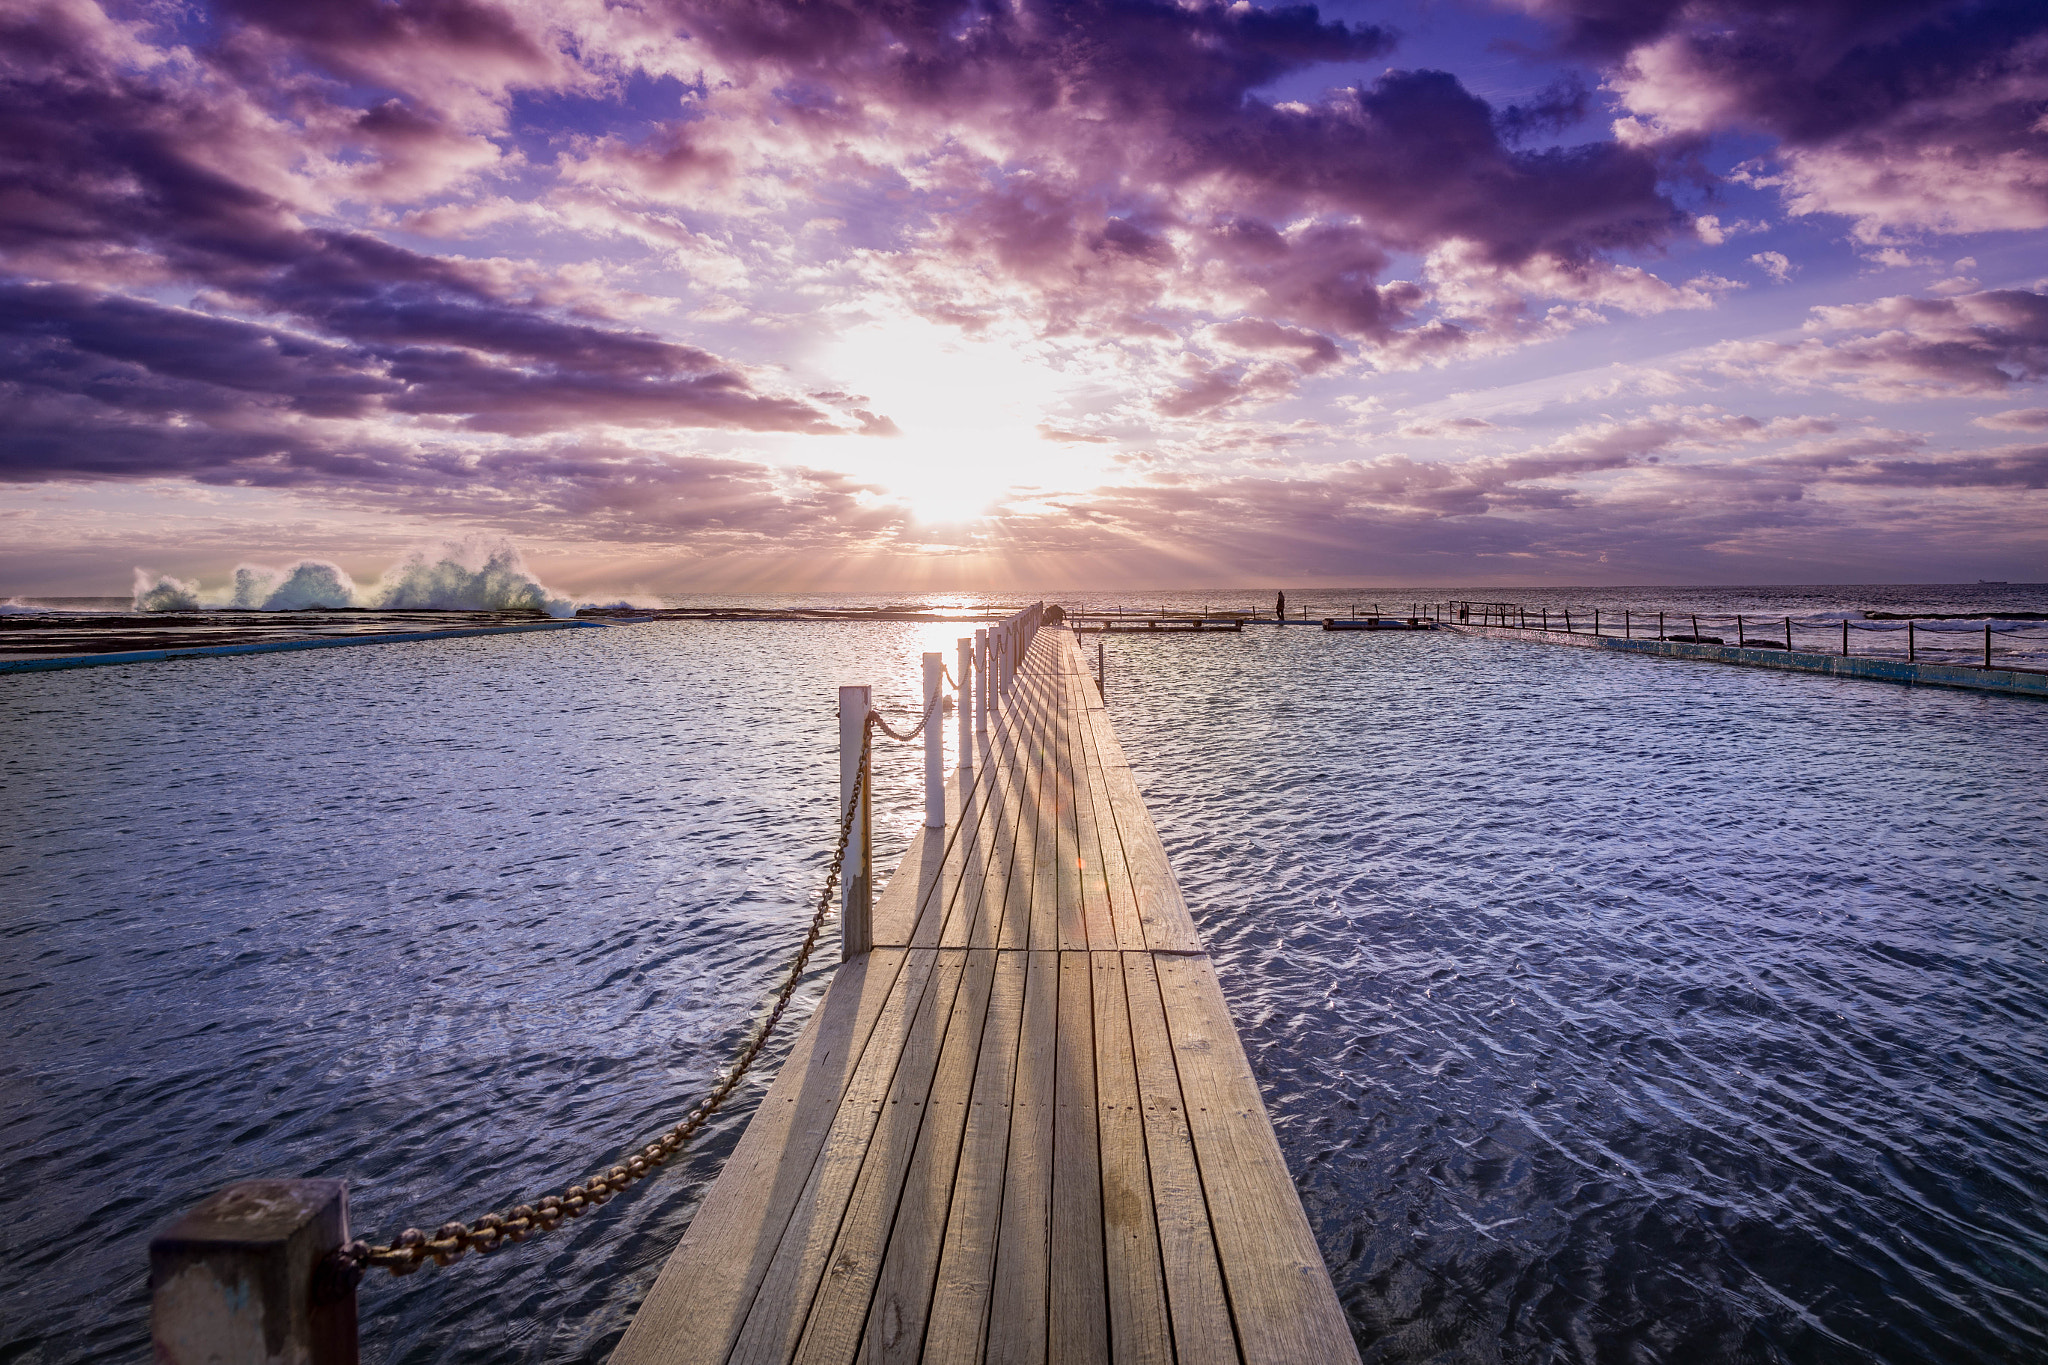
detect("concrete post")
(839, 684), (872, 958)
(922, 653), (944, 828)
(150, 1178), (356, 1365)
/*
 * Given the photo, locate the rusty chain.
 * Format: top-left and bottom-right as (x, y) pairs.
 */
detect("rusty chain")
(867, 687), (944, 743)
(330, 725), (873, 1282)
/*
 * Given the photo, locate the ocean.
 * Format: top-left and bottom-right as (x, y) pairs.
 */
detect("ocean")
(3, 586), (2045, 1362)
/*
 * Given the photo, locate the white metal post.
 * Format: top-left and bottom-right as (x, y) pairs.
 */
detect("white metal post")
(922, 652), (944, 828)
(957, 637), (973, 773)
(974, 629), (989, 736)
(838, 684), (872, 958)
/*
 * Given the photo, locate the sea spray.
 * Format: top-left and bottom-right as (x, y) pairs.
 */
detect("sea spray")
(133, 570), (203, 612)
(229, 561), (359, 610)
(366, 539), (576, 616)
(131, 538), (579, 615)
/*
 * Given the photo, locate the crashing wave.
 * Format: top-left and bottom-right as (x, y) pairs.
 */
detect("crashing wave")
(367, 541), (576, 617)
(133, 539), (580, 617)
(229, 561), (358, 610)
(133, 571), (204, 612)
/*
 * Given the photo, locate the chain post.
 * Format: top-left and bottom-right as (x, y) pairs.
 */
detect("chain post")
(957, 638), (973, 774)
(151, 1179), (356, 1365)
(922, 653), (944, 828)
(839, 684), (872, 957)
(973, 629), (989, 737)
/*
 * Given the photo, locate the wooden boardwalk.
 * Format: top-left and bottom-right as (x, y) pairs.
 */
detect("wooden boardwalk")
(613, 629), (1357, 1365)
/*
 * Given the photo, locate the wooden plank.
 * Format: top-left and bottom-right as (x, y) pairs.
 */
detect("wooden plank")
(1054, 667), (1088, 953)
(798, 949), (998, 1364)
(1091, 952), (1171, 1365)
(869, 782), (959, 947)
(1061, 647), (1120, 952)
(1049, 950), (1109, 1365)
(987, 950), (1060, 1365)
(725, 948), (950, 1365)
(1085, 708), (1202, 954)
(1027, 664), (1064, 955)
(612, 948), (911, 1365)
(1120, 953), (1238, 1365)
(995, 665), (1048, 954)
(876, 717), (1022, 949)
(1073, 672), (1148, 953)
(1154, 953), (1361, 1365)
(950, 695), (1032, 949)
(906, 950), (1027, 1362)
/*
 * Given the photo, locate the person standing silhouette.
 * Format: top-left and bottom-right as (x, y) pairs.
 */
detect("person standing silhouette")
(1275, 589), (1286, 622)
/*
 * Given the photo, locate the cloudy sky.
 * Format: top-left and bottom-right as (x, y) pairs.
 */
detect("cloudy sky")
(3, 0), (2045, 594)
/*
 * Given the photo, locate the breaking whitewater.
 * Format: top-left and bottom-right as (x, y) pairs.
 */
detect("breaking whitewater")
(120, 540), (644, 618)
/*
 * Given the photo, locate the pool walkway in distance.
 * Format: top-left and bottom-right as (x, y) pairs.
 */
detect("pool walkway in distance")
(613, 628), (1358, 1365)
(0, 619), (607, 674)
(1450, 622), (2048, 699)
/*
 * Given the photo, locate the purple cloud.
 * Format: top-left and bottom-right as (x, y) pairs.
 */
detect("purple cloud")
(1705, 288), (2048, 399)
(1526, 0), (2048, 236)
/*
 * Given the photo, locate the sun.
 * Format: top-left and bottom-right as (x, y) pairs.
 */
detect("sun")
(816, 316), (1104, 523)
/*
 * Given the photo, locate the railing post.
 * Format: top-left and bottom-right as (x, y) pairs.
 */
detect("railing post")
(922, 653), (944, 828)
(957, 637), (973, 773)
(1097, 639), (1106, 701)
(976, 629), (993, 726)
(839, 684), (872, 958)
(151, 1178), (357, 1365)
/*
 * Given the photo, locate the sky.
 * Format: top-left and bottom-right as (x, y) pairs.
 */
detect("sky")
(2, 0), (2046, 596)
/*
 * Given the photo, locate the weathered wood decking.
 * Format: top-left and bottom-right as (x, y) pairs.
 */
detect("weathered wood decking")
(613, 629), (1357, 1365)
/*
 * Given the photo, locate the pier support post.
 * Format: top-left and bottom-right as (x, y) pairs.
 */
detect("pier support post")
(923, 653), (944, 828)
(150, 1178), (357, 1365)
(957, 637), (973, 774)
(975, 630), (990, 730)
(839, 685), (872, 958)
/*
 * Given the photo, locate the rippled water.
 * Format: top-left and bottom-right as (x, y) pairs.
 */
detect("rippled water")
(4, 611), (2045, 1363)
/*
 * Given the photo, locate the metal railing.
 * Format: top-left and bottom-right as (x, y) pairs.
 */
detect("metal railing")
(147, 602), (1047, 1363)
(1446, 601), (2042, 671)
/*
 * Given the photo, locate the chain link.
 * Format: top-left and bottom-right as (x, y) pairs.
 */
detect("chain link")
(867, 688), (943, 742)
(330, 727), (872, 1282)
